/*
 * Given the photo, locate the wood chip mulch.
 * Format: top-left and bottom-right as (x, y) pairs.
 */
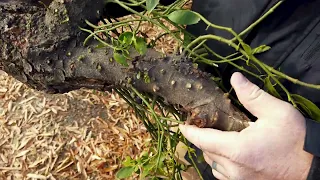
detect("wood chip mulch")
(0, 71), (151, 179)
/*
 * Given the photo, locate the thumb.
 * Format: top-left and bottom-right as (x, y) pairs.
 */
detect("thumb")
(230, 72), (288, 118)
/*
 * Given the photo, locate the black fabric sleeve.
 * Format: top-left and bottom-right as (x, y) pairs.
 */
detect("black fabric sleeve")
(307, 157), (320, 180)
(103, 0), (176, 18)
(304, 119), (320, 157)
(304, 118), (320, 180)
(184, 143), (216, 180)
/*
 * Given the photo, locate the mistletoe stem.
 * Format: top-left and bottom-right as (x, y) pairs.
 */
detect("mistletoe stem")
(232, 1), (283, 41)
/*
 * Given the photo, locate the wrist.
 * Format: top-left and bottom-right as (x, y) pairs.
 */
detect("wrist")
(302, 153), (314, 180)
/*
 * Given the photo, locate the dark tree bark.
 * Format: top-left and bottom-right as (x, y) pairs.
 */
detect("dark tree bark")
(0, 0), (250, 131)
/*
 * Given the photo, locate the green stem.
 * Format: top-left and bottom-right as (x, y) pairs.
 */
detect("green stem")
(265, 65), (320, 90)
(131, 87), (165, 170)
(196, 55), (243, 64)
(231, 1), (283, 41)
(86, 18), (147, 29)
(193, 12), (244, 47)
(163, 0), (185, 15)
(188, 39), (207, 56)
(122, 0), (147, 6)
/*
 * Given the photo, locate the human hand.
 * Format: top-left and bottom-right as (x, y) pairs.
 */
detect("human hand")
(179, 72), (313, 180)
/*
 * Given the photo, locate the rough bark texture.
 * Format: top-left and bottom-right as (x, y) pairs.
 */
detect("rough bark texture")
(0, 0), (250, 131)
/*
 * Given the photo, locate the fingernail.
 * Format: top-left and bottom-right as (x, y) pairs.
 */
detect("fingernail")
(233, 72), (248, 87)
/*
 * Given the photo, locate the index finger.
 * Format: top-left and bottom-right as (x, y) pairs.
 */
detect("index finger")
(179, 124), (239, 157)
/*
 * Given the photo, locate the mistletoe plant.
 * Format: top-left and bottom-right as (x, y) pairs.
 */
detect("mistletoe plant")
(76, 0), (320, 179)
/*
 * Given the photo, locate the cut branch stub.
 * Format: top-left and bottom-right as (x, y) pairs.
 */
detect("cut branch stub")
(0, 0), (250, 131)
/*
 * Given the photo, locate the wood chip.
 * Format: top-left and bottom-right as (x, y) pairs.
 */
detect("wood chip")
(26, 173), (47, 179)
(0, 87), (7, 93)
(0, 166), (21, 171)
(15, 150), (30, 158)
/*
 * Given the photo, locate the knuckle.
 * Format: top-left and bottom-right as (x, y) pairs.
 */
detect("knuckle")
(247, 85), (264, 102)
(276, 101), (299, 119)
(280, 101), (294, 110)
(228, 143), (242, 162)
(228, 138), (251, 164)
(196, 133), (204, 150)
(203, 152), (211, 164)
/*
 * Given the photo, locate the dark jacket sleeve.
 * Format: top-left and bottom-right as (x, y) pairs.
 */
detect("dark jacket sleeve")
(307, 156), (320, 180)
(304, 119), (320, 157)
(305, 118), (320, 180)
(304, 118), (320, 180)
(103, 0), (175, 18)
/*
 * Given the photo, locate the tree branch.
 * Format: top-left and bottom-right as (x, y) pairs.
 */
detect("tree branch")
(0, 0), (250, 131)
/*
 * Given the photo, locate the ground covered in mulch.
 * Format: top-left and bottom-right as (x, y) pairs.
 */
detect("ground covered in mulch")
(0, 70), (152, 179)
